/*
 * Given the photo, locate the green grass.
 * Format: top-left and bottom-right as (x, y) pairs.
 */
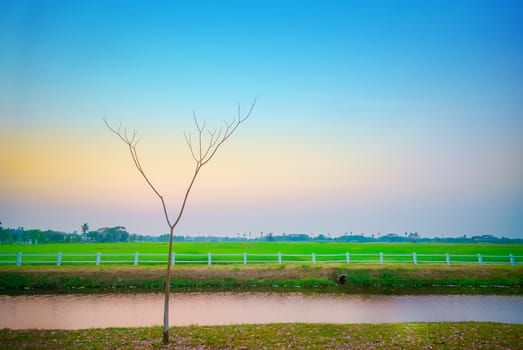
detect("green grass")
(2, 241), (523, 255)
(1, 242), (522, 265)
(0, 265), (521, 295)
(1, 323), (521, 349)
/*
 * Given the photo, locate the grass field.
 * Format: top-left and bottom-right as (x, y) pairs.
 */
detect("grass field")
(2, 242), (523, 255)
(1, 323), (521, 349)
(1, 242), (522, 266)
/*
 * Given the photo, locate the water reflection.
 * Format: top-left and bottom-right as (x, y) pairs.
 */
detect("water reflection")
(0, 293), (521, 329)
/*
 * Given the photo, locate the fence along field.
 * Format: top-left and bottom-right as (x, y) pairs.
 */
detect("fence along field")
(1, 242), (522, 266)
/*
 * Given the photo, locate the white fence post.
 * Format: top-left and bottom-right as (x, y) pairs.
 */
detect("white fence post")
(346, 252), (350, 264)
(312, 253), (316, 264)
(16, 252), (22, 267)
(243, 252), (247, 265)
(278, 252), (282, 264)
(379, 252), (384, 264)
(477, 253), (483, 265)
(57, 252), (62, 266)
(446, 253), (451, 266)
(509, 254), (514, 266)
(134, 252), (139, 266)
(412, 252), (417, 265)
(96, 252), (101, 266)
(172, 252), (176, 266)
(208, 252), (212, 266)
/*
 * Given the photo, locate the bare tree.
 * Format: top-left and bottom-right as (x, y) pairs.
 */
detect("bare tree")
(104, 98), (255, 344)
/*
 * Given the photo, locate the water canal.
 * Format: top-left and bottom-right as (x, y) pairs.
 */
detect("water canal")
(1, 293), (521, 329)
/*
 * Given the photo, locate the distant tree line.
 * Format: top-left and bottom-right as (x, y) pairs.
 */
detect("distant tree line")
(0, 224), (148, 244)
(0, 221), (521, 244)
(246, 232), (522, 244)
(0, 227), (81, 244)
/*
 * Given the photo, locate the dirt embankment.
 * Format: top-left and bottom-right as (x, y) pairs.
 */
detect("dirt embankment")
(0, 264), (521, 294)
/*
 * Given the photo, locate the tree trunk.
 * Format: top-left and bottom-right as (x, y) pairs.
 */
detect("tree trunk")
(163, 226), (175, 344)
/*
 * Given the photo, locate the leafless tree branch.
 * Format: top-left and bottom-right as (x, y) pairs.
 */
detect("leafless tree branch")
(182, 97), (256, 167)
(104, 117), (173, 228)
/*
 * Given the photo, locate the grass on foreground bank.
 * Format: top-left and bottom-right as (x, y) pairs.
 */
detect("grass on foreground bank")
(1, 264), (521, 295)
(1, 323), (522, 349)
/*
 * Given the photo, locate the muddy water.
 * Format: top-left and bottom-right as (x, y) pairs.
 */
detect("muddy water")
(0, 293), (521, 329)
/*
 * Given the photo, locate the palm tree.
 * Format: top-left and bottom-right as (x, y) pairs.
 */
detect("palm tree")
(81, 223), (89, 239)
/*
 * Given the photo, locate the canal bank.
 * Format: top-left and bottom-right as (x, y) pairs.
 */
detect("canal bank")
(0, 264), (521, 295)
(1, 322), (522, 349)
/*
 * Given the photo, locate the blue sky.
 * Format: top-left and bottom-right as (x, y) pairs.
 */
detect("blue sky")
(1, 0), (522, 237)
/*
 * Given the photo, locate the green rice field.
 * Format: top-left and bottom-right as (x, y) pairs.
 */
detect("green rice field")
(1, 242), (522, 266)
